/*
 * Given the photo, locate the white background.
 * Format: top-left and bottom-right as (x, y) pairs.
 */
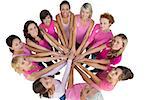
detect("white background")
(0, 0), (150, 100)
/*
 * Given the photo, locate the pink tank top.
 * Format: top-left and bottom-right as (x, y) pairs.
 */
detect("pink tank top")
(88, 24), (113, 48)
(96, 67), (114, 91)
(39, 20), (58, 40)
(59, 13), (70, 40)
(23, 62), (44, 78)
(96, 43), (122, 65)
(76, 15), (91, 44)
(38, 39), (52, 50)
(13, 43), (31, 57)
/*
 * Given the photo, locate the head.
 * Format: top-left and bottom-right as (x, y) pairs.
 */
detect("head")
(23, 20), (43, 42)
(108, 66), (134, 81)
(11, 56), (31, 74)
(33, 76), (55, 98)
(80, 3), (93, 19)
(40, 9), (52, 26)
(6, 35), (23, 53)
(111, 34), (128, 51)
(60, 0), (71, 18)
(100, 13), (114, 31)
(81, 84), (103, 100)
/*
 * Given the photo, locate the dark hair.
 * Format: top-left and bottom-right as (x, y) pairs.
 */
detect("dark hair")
(60, 0), (70, 10)
(6, 35), (21, 53)
(100, 13), (115, 24)
(40, 9), (52, 23)
(33, 76), (54, 98)
(23, 20), (44, 43)
(114, 33), (127, 41)
(117, 66), (134, 80)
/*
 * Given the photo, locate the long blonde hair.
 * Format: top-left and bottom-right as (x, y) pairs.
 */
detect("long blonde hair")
(11, 56), (24, 74)
(107, 34), (128, 59)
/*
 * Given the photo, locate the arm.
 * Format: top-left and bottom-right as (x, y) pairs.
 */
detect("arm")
(74, 63), (100, 84)
(56, 15), (68, 47)
(26, 39), (50, 51)
(26, 60), (66, 81)
(25, 45), (48, 53)
(75, 44), (106, 61)
(77, 58), (110, 65)
(67, 64), (75, 89)
(68, 12), (74, 49)
(71, 15), (77, 52)
(54, 20), (67, 47)
(27, 55), (67, 62)
(61, 59), (73, 89)
(29, 51), (63, 57)
(82, 61), (107, 70)
(42, 30), (69, 53)
(76, 20), (94, 55)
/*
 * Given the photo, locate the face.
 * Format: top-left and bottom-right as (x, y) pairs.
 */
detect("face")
(18, 57), (31, 71)
(11, 38), (23, 51)
(112, 37), (123, 50)
(81, 8), (90, 20)
(81, 84), (98, 98)
(40, 77), (54, 90)
(100, 18), (111, 31)
(61, 4), (70, 18)
(27, 23), (38, 38)
(108, 68), (122, 80)
(43, 15), (51, 27)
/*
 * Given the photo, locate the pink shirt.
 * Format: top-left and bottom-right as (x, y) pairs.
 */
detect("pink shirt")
(59, 13), (70, 40)
(96, 67), (114, 91)
(23, 62), (44, 79)
(88, 24), (113, 48)
(38, 39), (52, 50)
(39, 20), (58, 40)
(66, 83), (86, 100)
(76, 15), (91, 44)
(13, 43), (31, 57)
(96, 44), (122, 65)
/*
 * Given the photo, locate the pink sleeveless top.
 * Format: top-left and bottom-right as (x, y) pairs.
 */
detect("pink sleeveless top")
(38, 39), (52, 50)
(96, 67), (114, 91)
(88, 24), (113, 48)
(96, 43), (122, 65)
(13, 43), (31, 57)
(39, 20), (58, 40)
(59, 13), (70, 40)
(23, 62), (44, 79)
(76, 15), (91, 44)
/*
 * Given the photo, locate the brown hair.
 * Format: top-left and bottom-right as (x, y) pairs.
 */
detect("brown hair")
(100, 13), (114, 24)
(117, 66), (134, 81)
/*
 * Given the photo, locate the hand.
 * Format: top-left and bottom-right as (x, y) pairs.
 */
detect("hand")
(68, 52), (74, 60)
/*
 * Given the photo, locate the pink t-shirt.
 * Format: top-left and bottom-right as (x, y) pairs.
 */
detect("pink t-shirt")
(96, 44), (122, 65)
(88, 24), (113, 48)
(39, 20), (58, 40)
(96, 67), (114, 91)
(76, 15), (91, 44)
(13, 43), (31, 57)
(66, 83), (86, 100)
(23, 62), (44, 79)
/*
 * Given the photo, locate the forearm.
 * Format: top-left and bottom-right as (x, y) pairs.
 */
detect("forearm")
(67, 64), (74, 89)
(30, 51), (62, 57)
(75, 63), (100, 84)
(27, 60), (66, 81)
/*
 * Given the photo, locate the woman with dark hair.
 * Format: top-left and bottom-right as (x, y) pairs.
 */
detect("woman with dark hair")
(56, 0), (74, 49)
(66, 63), (133, 100)
(32, 54), (74, 100)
